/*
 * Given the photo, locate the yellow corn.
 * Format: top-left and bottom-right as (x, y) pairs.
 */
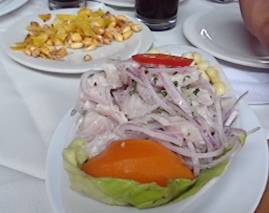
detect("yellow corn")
(82, 37), (93, 47)
(131, 24), (142, 32)
(103, 38), (111, 45)
(197, 61), (210, 71)
(121, 25), (131, 33)
(192, 52), (202, 63)
(213, 81), (226, 96)
(206, 66), (220, 83)
(103, 31), (113, 39)
(12, 8), (143, 61)
(113, 33), (123, 42)
(93, 26), (105, 35)
(122, 30), (133, 40)
(85, 43), (97, 51)
(116, 15), (128, 22)
(108, 21), (117, 29)
(70, 33), (83, 42)
(200, 70), (210, 82)
(69, 42), (83, 49)
(30, 21), (40, 27)
(84, 54), (92, 61)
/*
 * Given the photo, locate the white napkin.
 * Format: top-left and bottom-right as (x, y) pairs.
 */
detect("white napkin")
(0, 165), (53, 213)
(0, 43), (79, 179)
(0, 67), (47, 179)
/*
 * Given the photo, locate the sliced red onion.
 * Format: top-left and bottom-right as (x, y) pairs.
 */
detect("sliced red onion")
(73, 60), (253, 177)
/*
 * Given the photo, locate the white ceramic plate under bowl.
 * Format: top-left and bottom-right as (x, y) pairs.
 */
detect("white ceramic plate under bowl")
(46, 45), (268, 213)
(1, 6), (153, 74)
(0, 0), (28, 17)
(183, 7), (269, 69)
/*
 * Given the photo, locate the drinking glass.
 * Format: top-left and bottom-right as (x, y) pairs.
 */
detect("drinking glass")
(49, 0), (86, 10)
(135, 0), (179, 31)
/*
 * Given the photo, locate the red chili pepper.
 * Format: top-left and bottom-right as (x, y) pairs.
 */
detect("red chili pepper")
(132, 53), (193, 67)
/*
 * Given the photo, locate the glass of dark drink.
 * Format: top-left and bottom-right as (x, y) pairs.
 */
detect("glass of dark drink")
(49, 0), (86, 10)
(135, 0), (179, 31)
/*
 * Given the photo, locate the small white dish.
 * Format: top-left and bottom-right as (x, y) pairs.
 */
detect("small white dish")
(0, 0), (28, 17)
(1, 7), (153, 74)
(183, 7), (269, 69)
(45, 45), (268, 213)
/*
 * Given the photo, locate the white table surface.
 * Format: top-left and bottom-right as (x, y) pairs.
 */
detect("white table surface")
(0, 0), (268, 212)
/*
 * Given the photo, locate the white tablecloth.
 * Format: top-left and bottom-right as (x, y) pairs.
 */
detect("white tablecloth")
(0, 0), (268, 212)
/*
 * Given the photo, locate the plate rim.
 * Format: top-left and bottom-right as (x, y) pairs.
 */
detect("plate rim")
(96, 0), (134, 8)
(94, 0), (187, 8)
(0, 0), (29, 17)
(183, 8), (269, 69)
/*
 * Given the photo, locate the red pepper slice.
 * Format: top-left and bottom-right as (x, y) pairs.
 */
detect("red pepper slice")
(132, 53), (193, 67)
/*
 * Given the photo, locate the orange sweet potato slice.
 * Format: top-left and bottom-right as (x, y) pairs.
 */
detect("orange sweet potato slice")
(81, 139), (194, 187)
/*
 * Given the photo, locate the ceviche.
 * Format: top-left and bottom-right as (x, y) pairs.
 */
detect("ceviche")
(62, 52), (256, 208)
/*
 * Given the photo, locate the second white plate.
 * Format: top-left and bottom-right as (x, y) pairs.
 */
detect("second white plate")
(1, 5), (153, 74)
(95, 0), (187, 8)
(0, 0), (29, 17)
(183, 7), (269, 69)
(95, 0), (134, 8)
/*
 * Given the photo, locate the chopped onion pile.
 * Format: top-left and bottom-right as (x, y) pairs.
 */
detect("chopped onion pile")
(73, 58), (252, 176)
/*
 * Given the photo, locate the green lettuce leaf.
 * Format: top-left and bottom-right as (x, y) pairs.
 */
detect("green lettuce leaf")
(62, 137), (243, 209)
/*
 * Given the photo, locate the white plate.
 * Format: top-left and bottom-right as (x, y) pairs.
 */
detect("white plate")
(183, 7), (269, 69)
(96, 0), (134, 8)
(95, 0), (187, 8)
(45, 45), (268, 213)
(1, 7), (153, 74)
(0, 0), (28, 17)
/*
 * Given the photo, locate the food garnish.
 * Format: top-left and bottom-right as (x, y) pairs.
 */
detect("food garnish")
(132, 53), (193, 67)
(63, 52), (257, 208)
(81, 139), (194, 187)
(11, 8), (142, 61)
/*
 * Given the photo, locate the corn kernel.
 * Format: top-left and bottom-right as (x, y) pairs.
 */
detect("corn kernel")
(200, 70), (210, 82)
(122, 30), (133, 40)
(103, 31), (113, 39)
(108, 21), (117, 29)
(116, 15), (128, 22)
(70, 33), (82, 42)
(206, 66), (220, 83)
(113, 33), (123, 42)
(213, 81), (226, 96)
(197, 61), (210, 71)
(85, 43), (97, 51)
(30, 21), (40, 27)
(192, 52), (202, 63)
(82, 37), (93, 47)
(131, 24), (142, 32)
(103, 38), (112, 45)
(121, 25), (131, 33)
(93, 26), (105, 35)
(69, 42), (83, 49)
(84, 54), (92, 61)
